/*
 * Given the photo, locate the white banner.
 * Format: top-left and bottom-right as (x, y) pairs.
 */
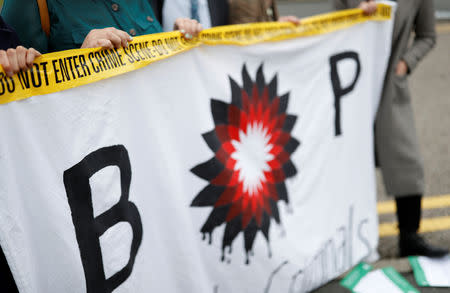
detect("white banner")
(0, 12), (393, 293)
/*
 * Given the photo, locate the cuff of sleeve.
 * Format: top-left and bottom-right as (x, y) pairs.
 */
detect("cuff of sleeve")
(402, 54), (417, 74)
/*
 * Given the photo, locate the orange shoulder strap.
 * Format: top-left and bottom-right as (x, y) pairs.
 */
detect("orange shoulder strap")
(36, 0), (50, 37)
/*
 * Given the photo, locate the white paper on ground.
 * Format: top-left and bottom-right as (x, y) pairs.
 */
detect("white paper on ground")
(353, 269), (415, 293)
(410, 255), (450, 287)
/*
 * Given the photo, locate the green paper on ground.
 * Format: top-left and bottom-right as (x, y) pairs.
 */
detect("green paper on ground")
(409, 256), (450, 287)
(341, 263), (419, 293)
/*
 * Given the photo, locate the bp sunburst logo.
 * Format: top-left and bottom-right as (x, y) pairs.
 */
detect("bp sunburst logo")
(190, 65), (300, 264)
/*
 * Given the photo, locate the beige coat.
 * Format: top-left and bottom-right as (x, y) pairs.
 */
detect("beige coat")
(334, 0), (436, 196)
(229, 0), (279, 24)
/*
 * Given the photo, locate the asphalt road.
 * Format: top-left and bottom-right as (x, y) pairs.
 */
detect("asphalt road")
(277, 2), (450, 291)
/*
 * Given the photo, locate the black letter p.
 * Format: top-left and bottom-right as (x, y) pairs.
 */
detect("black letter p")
(330, 51), (361, 136)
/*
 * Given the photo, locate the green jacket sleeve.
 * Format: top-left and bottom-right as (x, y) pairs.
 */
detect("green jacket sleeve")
(1, 0), (49, 53)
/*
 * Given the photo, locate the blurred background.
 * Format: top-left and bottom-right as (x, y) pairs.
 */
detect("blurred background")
(0, 0), (449, 19)
(276, 0), (450, 20)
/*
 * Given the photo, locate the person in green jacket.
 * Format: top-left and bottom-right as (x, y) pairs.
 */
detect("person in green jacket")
(1, 0), (202, 53)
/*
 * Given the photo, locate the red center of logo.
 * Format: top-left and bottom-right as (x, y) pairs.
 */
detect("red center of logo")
(191, 65), (300, 264)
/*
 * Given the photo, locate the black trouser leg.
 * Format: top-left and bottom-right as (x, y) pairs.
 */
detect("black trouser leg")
(395, 194), (422, 234)
(0, 246), (19, 293)
(395, 194), (448, 257)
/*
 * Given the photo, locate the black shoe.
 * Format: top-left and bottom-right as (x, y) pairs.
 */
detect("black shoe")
(399, 232), (449, 258)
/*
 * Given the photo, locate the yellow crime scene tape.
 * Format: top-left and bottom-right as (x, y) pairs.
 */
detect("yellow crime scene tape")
(0, 4), (391, 104)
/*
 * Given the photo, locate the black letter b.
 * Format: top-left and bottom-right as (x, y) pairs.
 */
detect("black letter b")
(64, 145), (142, 293)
